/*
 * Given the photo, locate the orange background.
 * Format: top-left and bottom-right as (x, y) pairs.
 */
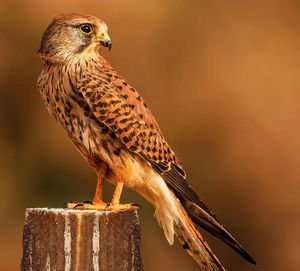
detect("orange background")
(0, 1), (299, 270)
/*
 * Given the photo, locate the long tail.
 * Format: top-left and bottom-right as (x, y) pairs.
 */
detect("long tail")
(172, 193), (226, 271)
(183, 200), (256, 265)
(160, 163), (256, 266)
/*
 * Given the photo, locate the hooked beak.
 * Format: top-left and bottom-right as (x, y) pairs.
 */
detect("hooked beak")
(97, 32), (112, 51)
(100, 40), (112, 51)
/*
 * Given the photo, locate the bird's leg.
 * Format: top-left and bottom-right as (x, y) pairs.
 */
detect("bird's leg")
(93, 175), (104, 204)
(104, 180), (140, 211)
(64, 179), (140, 211)
(111, 181), (124, 205)
(64, 175), (106, 210)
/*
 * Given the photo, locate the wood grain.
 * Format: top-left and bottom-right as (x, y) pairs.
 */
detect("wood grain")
(21, 208), (143, 271)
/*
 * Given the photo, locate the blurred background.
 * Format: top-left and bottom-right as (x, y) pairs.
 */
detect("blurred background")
(0, 1), (299, 270)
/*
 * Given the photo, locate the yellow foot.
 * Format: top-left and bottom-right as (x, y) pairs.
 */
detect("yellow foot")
(63, 201), (140, 211)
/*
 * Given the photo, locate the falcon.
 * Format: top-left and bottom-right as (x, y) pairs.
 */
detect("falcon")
(37, 13), (255, 270)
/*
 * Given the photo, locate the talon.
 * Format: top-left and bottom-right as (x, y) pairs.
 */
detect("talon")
(104, 203), (111, 210)
(83, 200), (93, 204)
(130, 203), (141, 209)
(73, 203), (84, 209)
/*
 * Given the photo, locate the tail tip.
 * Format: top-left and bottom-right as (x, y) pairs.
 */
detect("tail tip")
(243, 251), (256, 265)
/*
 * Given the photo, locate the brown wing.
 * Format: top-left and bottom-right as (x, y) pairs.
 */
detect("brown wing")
(78, 58), (180, 168)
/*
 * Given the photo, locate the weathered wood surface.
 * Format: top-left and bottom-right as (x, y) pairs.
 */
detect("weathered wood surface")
(21, 208), (143, 271)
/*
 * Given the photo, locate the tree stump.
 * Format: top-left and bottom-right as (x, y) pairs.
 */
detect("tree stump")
(21, 208), (143, 271)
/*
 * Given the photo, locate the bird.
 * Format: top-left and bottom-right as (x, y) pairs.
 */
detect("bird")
(37, 13), (256, 270)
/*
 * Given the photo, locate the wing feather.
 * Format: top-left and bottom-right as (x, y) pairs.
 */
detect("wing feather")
(77, 57), (183, 171)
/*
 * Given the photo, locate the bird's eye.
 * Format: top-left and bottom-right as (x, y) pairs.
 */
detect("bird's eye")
(80, 24), (93, 35)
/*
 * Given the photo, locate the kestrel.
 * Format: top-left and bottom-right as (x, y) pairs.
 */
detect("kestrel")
(37, 14), (255, 269)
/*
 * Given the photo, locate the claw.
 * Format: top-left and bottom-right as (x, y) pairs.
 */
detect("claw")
(73, 203), (84, 209)
(130, 203), (141, 209)
(83, 200), (93, 204)
(104, 203), (111, 210)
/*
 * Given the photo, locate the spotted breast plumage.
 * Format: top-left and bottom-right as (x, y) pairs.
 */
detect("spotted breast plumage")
(37, 13), (256, 270)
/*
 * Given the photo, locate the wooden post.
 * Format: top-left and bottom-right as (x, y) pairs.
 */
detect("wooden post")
(21, 208), (143, 271)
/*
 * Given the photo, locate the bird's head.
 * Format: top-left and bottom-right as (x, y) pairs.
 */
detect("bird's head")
(38, 13), (112, 64)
